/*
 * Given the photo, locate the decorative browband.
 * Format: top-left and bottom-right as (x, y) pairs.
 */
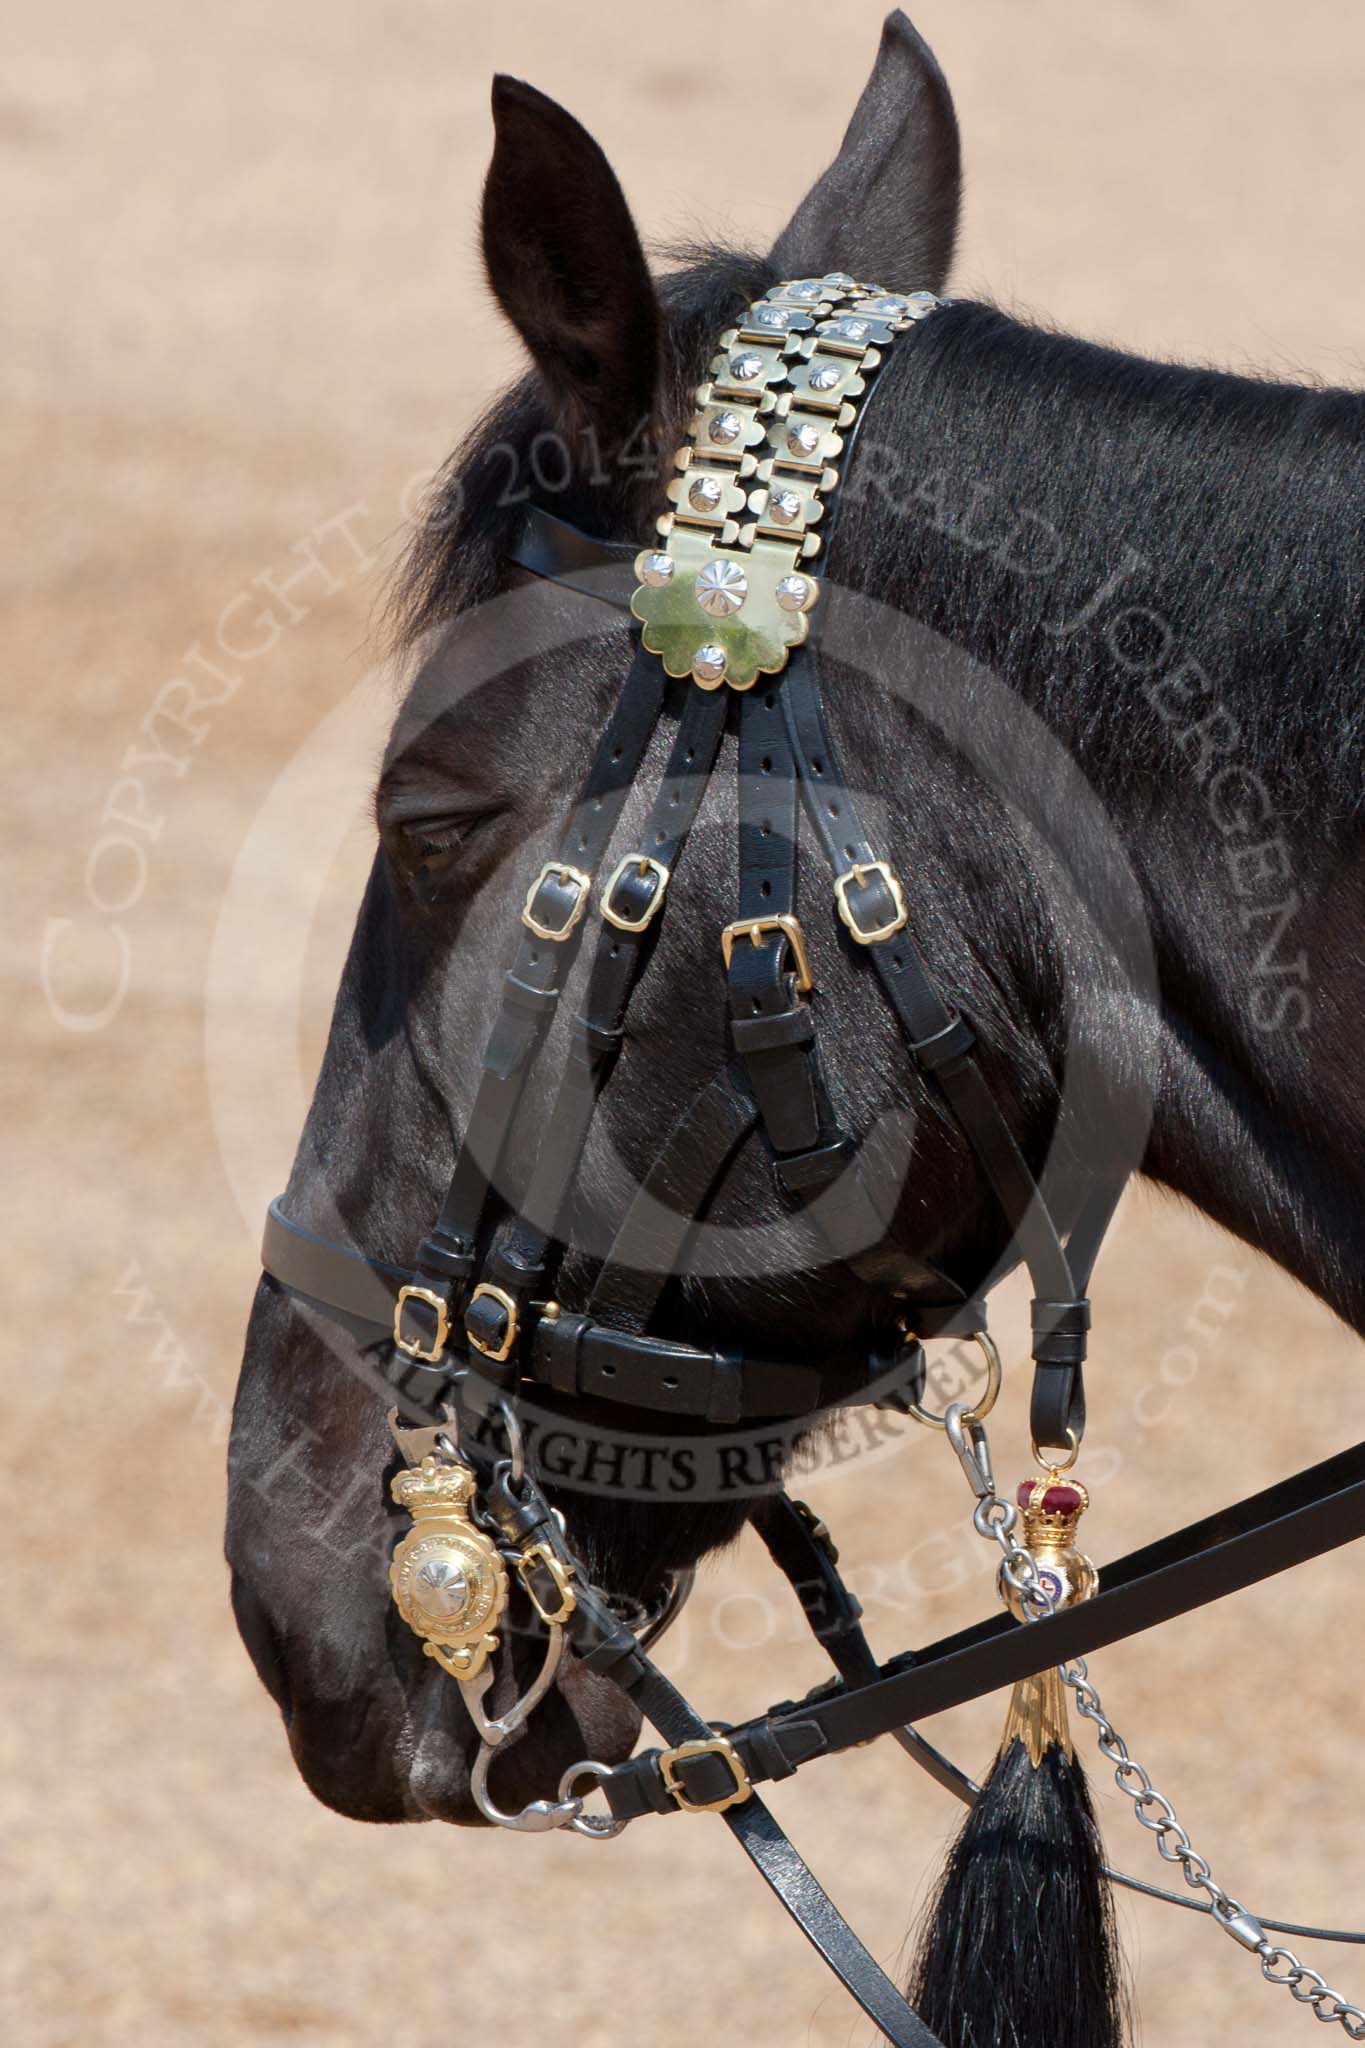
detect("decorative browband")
(630, 275), (942, 690)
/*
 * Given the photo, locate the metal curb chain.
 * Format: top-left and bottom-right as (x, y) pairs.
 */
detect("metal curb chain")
(945, 1405), (1365, 2039)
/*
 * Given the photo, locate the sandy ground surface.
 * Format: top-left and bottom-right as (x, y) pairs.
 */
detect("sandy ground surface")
(8, 3), (1365, 2044)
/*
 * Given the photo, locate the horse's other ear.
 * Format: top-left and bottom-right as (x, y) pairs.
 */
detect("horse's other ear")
(769, 10), (961, 292)
(481, 76), (660, 445)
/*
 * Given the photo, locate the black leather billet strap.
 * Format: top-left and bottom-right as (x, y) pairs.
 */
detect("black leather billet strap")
(506, 506), (638, 612)
(779, 645), (1091, 1445)
(603, 1436), (1365, 1819)
(487, 685), (728, 1310)
(728, 681), (825, 1154)
(562, 1582), (945, 2048)
(409, 641), (669, 1330)
(728, 683), (926, 1286)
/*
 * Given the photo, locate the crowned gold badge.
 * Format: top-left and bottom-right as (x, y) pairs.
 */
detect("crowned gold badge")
(388, 1455), (508, 1680)
(998, 1473), (1098, 1765)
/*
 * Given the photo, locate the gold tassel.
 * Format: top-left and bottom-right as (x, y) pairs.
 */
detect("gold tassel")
(996, 1471), (1098, 1765)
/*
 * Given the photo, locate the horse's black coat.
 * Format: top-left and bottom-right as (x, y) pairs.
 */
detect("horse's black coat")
(228, 9), (1364, 1833)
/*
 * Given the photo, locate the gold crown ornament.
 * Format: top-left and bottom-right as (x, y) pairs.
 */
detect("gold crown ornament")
(997, 1473), (1098, 1766)
(388, 1454), (508, 1681)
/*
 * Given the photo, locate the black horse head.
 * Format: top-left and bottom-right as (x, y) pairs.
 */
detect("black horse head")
(226, 7), (1365, 1830)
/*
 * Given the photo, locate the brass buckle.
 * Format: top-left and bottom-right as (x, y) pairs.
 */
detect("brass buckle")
(658, 1735), (752, 1814)
(521, 862), (592, 942)
(720, 913), (813, 992)
(600, 854), (671, 933)
(833, 859), (908, 944)
(515, 1541), (578, 1626)
(393, 1284), (450, 1363)
(465, 1282), (518, 1363)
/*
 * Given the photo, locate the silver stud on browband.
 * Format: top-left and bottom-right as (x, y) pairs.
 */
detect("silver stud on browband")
(787, 421), (821, 457)
(729, 351), (764, 381)
(694, 559), (747, 617)
(692, 644), (728, 683)
(639, 552), (674, 587)
(832, 316), (871, 342)
(808, 364), (842, 392)
(776, 574), (813, 612)
(708, 410), (743, 446)
(753, 306), (789, 331)
(688, 475), (723, 512)
(768, 487), (802, 527)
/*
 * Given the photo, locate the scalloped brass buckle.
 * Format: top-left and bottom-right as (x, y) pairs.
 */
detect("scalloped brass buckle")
(521, 862), (592, 942)
(601, 854), (671, 934)
(833, 859), (908, 944)
(393, 1284), (450, 1363)
(516, 1541), (578, 1626)
(658, 1735), (752, 1814)
(720, 913), (813, 992)
(465, 1282), (518, 1363)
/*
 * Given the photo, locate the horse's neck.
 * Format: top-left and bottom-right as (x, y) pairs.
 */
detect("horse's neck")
(869, 303), (1365, 1329)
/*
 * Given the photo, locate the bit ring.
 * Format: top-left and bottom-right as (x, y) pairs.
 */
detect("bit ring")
(904, 1331), (1002, 1431)
(559, 1760), (630, 1838)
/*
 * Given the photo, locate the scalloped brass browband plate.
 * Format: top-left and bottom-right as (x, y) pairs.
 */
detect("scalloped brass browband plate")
(631, 279), (944, 690)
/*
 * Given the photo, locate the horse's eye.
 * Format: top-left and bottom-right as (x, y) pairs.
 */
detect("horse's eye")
(392, 814), (486, 904)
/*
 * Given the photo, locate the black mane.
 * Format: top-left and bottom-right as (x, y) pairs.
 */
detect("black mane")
(844, 301), (1365, 820)
(394, 256), (1365, 823)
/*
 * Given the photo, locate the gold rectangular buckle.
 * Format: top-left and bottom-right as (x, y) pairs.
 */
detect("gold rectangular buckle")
(833, 859), (908, 945)
(515, 1541), (578, 1626)
(465, 1281), (518, 1363)
(393, 1284), (450, 1363)
(720, 913), (813, 992)
(658, 1735), (752, 1814)
(600, 854), (671, 933)
(521, 862), (592, 942)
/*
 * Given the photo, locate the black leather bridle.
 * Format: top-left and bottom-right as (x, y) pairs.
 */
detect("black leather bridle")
(259, 278), (1365, 2045)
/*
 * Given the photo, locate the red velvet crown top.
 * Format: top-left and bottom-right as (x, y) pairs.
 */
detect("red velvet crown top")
(1017, 1482), (1084, 1514)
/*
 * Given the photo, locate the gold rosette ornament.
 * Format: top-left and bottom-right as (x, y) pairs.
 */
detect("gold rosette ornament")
(388, 1455), (508, 1680)
(997, 1473), (1098, 1764)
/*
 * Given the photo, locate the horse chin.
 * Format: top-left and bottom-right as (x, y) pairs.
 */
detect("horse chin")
(231, 1568), (641, 1826)
(397, 1650), (643, 1826)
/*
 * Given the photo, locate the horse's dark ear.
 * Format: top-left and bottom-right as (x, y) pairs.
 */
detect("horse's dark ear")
(481, 76), (660, 444)
(769, 10), (961, 292)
